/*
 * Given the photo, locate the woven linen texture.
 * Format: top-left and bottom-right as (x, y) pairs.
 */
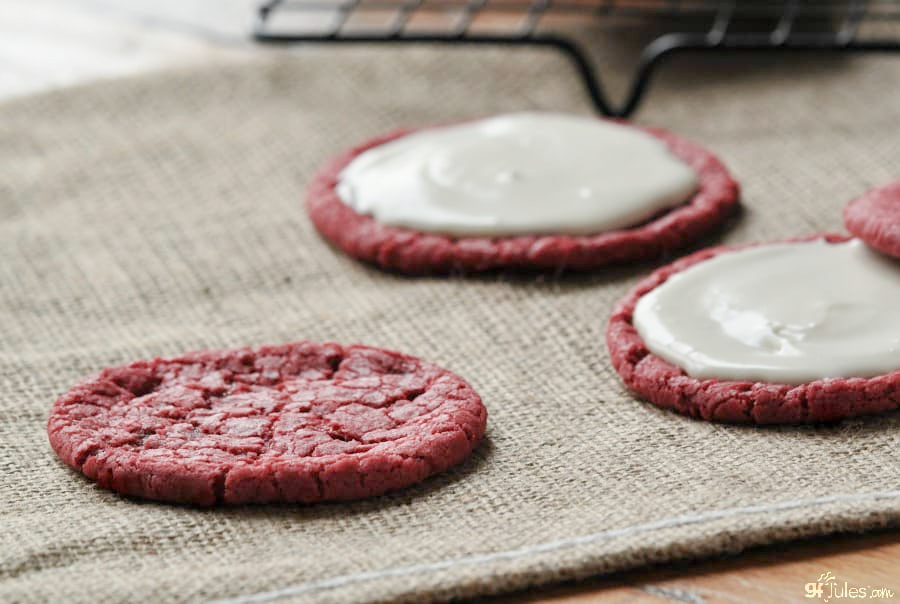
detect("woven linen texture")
(1, 47), (899, 603)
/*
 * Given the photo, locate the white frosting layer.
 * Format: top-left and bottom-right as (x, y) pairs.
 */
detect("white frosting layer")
(336, 112), (699, 237)
(633, 239), (900, 384)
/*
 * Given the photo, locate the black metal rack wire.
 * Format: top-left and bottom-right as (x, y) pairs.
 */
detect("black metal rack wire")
(254, 0), (900, 116)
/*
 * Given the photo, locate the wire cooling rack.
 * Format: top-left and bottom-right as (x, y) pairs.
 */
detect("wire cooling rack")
(254, 0), (900, 116)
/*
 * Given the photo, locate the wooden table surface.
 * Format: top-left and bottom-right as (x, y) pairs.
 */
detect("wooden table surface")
(491, 530), (900, 603)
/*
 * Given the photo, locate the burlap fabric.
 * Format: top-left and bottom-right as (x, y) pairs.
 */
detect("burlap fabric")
(1, 46), (899, 603)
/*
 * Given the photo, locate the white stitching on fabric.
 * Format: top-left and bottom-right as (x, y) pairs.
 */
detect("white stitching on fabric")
(211, 490), (900, 604)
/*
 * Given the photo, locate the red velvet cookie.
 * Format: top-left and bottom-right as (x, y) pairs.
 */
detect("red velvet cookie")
(607, 234), (900, 424)
(307, 122), (740, 274)
(843, 180), (900, 259)
(48, 341), (487, 506)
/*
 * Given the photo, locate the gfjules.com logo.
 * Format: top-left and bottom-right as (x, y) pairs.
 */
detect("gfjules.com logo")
(805, 571), (895, 602)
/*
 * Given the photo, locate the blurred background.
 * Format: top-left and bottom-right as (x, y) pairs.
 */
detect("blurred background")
(5, 0), (898, 114)
(1, 0), (255, 99)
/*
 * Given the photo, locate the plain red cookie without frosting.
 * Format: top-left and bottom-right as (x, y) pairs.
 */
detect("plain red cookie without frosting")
(48, 341), (487, 506)
(307, 122), (740, 274)
(606, 234), (900, 424)
(843, 180), (900, 259)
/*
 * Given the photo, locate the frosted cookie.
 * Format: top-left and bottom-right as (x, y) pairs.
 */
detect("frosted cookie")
(844, 180), (900, 259)
(607, 235), (900, 424)
(308, 112), (740, 274)
(48, 341), (487, 505)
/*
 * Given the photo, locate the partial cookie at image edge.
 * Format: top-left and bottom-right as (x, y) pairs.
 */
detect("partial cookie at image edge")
(606, 234), (900, 424)
(843, 180), (900, 259)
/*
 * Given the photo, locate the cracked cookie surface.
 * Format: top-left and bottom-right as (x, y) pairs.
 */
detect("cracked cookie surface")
(307, 122), (740, 274)
(606, 234), (900, 424)
(48, 341), (487, 505)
